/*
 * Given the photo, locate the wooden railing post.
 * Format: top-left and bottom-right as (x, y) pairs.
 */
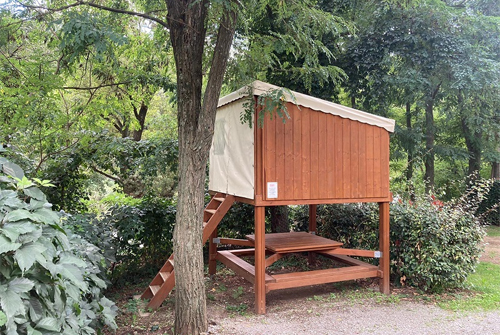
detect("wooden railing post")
(378, 202), (390, 294)
(255, 206), (266, 314)
(208, 228), (218, 275)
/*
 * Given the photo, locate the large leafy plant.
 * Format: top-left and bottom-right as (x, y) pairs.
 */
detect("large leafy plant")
(0, 155), (117, 334)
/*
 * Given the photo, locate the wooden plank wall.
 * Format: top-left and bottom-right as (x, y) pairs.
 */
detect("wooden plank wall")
(262, 103), (390, 201)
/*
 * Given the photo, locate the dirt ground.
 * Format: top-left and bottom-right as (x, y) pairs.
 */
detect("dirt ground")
(480, 236), (500, 265)
(106, 235), (500, 335)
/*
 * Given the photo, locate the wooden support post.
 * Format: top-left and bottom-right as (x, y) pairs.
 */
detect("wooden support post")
(254, 206), (266, 314)
(308, 204), (317, 265)
(208, 228), (218, 275)
(379, 202), (390, 294)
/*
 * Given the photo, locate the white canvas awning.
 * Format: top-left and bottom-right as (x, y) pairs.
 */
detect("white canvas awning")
(218, 80), (395, 133)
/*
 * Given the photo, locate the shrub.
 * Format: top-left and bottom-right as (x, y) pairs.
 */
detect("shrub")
(391, 198), (485, 292)
(476, 180), (500, 226)
(0, 156), (117, 334)
(310, 196), (485, 292)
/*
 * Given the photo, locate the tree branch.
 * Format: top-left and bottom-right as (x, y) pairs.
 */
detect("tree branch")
(91, 166), (122, 183)
(63, 81), (131, 90)
(18, 1), (170, 29)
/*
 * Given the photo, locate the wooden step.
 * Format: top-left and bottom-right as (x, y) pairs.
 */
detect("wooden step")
(159, 272), (170, 281)
(213, 197), (225, 202)
(168, 259), (174, 267)
(205, 209), (217, 215)
(150, 285), (160, 295)
(203, 222), (208, 228)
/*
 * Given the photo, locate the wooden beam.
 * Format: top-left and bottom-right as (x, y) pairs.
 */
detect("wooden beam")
(323, 248), (380, 258)
(379, 202), (390, 294)
(253, 197), (392, 207)
(216, 251), (275, 284)
(255, 206), (266, 314)
(267, 266), (379, 291)
(208, 228), (217, 275)
(217, 238), (254, 247)
(265, 253), (283, 268)
(308, 204), (317, 265)
(318, 253), (378, 269)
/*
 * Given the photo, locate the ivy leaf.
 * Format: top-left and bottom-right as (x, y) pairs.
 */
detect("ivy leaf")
(14, 243), (47, 272)
(0, 310), (6, 327)
(35, 317), (61, 332)
(23, 187), (46, 201)
(8, 278), (34, 293)
(0, 235), (22, 254)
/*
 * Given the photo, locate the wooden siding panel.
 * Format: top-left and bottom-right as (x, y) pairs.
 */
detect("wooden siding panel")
(292, 105), (303, 199)
(310, 111), (319, 199)
(275, 114), (285, 200)
(284, 109), (294, 199)
(350, 121), (359, 198)
(318, 112), (328, 199)
(259, 105), (391, 202)
(373, 126), (381, 197)
(342, 119), (351, 198)
(365, 125), (374, 197)
(326, 114), (335, 198)
(301, 109), (311, 199)
(334, 116), (343, 198)
(380, 129), (390, 197)
(358, 123), (368, 199)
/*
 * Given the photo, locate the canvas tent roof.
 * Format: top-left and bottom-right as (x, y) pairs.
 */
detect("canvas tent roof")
(218, 80), (395, 133)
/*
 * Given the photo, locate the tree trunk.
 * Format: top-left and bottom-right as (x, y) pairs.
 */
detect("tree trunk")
(458, 90), (482, 184)
(424, 98), (435, 194)
(166, 1), (237, 334)
(424, 84), (440, 194)
(492, 161), (500, 179)
(132, 101), (148, 141)
(405, 103), (415, 201)
(270, 206), (289, 233)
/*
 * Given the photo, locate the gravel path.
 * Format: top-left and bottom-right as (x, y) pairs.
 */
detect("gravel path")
(210, 302), (500, 335)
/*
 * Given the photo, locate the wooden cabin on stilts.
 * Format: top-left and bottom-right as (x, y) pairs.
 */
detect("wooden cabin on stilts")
(141, 81), (395, 314)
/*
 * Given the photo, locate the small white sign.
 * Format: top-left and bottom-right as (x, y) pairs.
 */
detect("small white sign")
(267, 182), (278, 199)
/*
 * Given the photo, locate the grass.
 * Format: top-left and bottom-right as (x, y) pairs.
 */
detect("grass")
(487, 225), (500, 237)
(439, 262), (500, 311)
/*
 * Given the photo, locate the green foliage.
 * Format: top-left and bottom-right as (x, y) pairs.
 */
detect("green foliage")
(0, 157), (117, 334)
(241, 86), (295, 128)
(66, 196), (177, 283)
(308, 195), (485, 292)
(477, 180), (500, 226)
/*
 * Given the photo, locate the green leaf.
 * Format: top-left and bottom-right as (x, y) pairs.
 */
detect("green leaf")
(2, 161), (24, 179)
(14, 242), (47, 272)
(29, 297), (44, 323)
(31, 208), (60, 225)
(4, 209), (33, 223)
(23, 187), (46, 201)
(0, 288), (25, 318)
(2, 221), (39, 242)
(27, 325), (43, 335)
(59, 253), (87, 268)
(0, 310), (6, 327)
(8, 278), (34, 293)
(0, 235), (22, 254)
(35, 317), (61, 332)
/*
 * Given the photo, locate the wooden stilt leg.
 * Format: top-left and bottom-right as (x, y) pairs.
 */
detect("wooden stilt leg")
(254, 206), (266, 314)
(308, 204), (317, 265)
(379, 202), (390, 294)
(208, 228), (218, 275)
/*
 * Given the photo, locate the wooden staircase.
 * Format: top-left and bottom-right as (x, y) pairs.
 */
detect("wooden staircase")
(140, 193), (235, 309)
